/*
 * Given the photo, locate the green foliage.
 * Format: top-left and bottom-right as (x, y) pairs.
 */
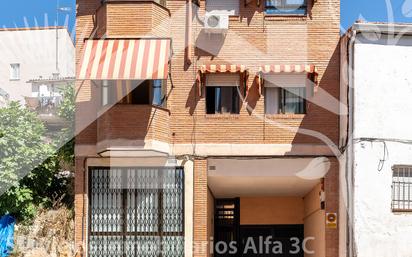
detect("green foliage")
(0, 102), (53, 191)
(57, 84), (75, 122)
(0, 85), (75, 222)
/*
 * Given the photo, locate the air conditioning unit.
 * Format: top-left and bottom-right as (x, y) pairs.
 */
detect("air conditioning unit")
(204, 14), (229, 33)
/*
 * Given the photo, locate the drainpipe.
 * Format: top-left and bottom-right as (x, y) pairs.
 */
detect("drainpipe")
(347, 29), (356, 257)
(186, 0), (193, 65)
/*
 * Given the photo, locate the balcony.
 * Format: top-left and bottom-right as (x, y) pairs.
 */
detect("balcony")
(96, 0), (171, 38)
(25, 96), (67, 127)
(96, 104), (171, 154)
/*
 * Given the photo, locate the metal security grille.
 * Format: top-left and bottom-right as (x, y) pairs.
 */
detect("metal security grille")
(88, 167), (184, 257)
(392, 166), (412, 211)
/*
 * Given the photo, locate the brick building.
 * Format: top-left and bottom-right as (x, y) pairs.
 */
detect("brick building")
(75, 0), (341, 256)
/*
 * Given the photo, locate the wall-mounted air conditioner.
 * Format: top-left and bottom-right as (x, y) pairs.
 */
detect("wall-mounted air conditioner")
(203, 14), (229, 33)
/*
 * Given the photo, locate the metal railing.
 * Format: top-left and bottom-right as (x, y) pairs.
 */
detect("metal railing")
(25, 96), (62, 116)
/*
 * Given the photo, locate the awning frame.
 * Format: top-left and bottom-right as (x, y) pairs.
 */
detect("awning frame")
(196, 64), (249, 97)
(257, 64), (318, 95)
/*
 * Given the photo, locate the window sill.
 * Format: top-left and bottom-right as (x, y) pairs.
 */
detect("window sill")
(205, 114), (241, 119)
(264, 13), (308, 21)
(9, 79), (20, 81)
(265, 113), (305, 119)
(392, 209), (412, 213)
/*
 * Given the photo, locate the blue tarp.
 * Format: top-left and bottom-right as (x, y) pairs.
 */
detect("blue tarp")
(0, 215), (15, 257)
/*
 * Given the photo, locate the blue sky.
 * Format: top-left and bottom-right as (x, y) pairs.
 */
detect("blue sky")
(0, 0), (411, 34)
(0, 0), (75, 34)
(341, 0), (412, 31)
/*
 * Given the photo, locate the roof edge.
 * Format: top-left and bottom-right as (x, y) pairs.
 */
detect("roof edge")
(351, 22), (412, 36)
(0, 26), (66, 32)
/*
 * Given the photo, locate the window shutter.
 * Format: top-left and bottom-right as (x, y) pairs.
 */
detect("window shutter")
(264, 74), (307, 88)
(206, 74), (240, 87)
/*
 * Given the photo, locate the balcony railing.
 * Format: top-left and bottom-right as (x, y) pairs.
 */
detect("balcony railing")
(25, 96), (62, 116)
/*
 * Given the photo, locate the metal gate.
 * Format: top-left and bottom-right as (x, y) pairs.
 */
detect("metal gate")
(88, 167), (184, 257)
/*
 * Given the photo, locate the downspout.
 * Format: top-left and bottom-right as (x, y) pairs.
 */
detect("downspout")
(186, 0), (193, 65)
(347, 29), (356, 257)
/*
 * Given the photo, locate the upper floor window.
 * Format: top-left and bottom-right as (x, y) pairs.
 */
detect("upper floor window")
(265, 0), (307, 15)
(206, 74), (240, 114)
(100, 80), (166, 107)
(264, 74), (307, 114)
(392, 165), (412, 212)
(10, 63), (20, 80)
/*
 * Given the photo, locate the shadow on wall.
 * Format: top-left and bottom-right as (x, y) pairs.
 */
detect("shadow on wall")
(195, 32), (226, 58)
(240, 0), (261, 25)
(288, 43), (340, 151)
(185, 81), (201, 116)
(244, 75), (261, 115)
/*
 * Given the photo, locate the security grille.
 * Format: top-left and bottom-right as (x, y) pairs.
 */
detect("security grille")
(88, 167), (184, 257)
(392, 165), (412, 211)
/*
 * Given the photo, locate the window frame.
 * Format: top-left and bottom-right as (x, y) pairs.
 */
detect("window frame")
(10, 63), (20, 81)
(392, 165), (412, 212)
(264, 87), (307, 115)
(99, 79), (167, 107)
(265, 0), (308, 16)
(205, 73), (241, 115)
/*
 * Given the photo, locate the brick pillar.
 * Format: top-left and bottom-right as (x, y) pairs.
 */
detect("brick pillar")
(325, 158), (339, 257)
(193, 159), (208, 257)
(74, 156), (87, 256)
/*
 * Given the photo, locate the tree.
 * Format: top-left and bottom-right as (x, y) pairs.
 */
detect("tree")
(0, 102), (53, 193)
(0, 84), (75, 221)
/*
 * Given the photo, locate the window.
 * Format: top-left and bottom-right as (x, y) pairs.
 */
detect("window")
(392, 166), (412, 212)
(88, 167), (184, 257)
(100, 80), (166, 107)
(10, 63), (20, 80)
(264, 74), (307, 114)
(206, 74), (240, 114)
(265, 0), (307, 15)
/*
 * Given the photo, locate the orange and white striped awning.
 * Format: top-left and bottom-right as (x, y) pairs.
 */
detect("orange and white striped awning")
(78, 39), (171, 80)
(259, 64), (317, 74)
(200, 64), (247, 74)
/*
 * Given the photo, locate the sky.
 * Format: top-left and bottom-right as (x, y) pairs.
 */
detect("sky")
(0, 0), (76, 35)
(0, 0), (411, 35)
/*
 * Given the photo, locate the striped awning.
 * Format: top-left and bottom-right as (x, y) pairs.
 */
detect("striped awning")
(196, 64), (248, 96)
(78, 39), (171, 80)
(259, 64), (317, 74)
(200, 64), (247, 74)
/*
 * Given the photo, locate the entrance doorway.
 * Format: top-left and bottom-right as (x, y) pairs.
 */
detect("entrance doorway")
(214, 198), (304, 257)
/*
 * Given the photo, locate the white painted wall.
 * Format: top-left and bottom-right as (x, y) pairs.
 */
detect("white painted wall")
(351, 33), (412, 257)
(0, 28), (75, 104)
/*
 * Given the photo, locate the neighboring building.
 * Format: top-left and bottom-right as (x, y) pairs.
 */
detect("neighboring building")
(0, 27), (75, 105)
(340, 22), (412, 257)
(0, 87), (9, 107)
(25, 75), (75, 126)
(75, 1), (340, 257)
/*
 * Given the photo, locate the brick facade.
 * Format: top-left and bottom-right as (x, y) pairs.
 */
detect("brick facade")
(75, 0), (340, 256)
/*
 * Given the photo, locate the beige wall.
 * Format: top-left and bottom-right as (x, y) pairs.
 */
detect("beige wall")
(303, 183), (325, 257)
(240, 197), (304, 225)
